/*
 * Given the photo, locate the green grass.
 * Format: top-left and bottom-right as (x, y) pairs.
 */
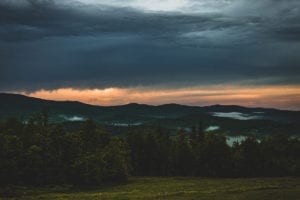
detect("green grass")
(1, 177), (299, 200)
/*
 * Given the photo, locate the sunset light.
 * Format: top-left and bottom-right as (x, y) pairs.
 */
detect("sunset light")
(22, 85), (300, 110)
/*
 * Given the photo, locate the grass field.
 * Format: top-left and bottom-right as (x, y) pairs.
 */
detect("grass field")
(1, 177), (299, 200)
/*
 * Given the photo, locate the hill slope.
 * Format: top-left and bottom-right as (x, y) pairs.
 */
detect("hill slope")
(0, 93), (299, 136)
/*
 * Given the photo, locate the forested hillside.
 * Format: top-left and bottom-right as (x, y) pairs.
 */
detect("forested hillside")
(0, 112), (299, 187)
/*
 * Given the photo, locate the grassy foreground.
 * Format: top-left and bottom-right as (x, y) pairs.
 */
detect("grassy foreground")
(1, 177), (300, 200)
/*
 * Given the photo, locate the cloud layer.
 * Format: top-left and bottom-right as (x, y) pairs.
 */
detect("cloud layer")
(0, 0), (300, 95)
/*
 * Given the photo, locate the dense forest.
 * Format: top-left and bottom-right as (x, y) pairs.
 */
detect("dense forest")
(0, 112), (299, 187)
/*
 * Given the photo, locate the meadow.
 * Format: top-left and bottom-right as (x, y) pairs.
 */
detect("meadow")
(1, 177), (299, 200)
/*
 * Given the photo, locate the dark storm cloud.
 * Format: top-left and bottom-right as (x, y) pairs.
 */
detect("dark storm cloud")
(0, 0), (299, 91)
(0, 1), (243, 41)
(0, 0), (299, 43)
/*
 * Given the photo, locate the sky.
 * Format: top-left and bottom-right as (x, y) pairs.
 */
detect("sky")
(0, 0), (300, 110)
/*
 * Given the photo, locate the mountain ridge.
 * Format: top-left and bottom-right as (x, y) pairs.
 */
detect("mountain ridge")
(0, 92), (298, 112)
(1, 93), (300, 137)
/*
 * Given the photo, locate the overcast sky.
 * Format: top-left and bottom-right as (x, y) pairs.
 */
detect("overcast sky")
(0, 0), (300, 109)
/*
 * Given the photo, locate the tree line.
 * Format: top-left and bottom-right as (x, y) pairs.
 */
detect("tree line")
(0, 113), (299, 186)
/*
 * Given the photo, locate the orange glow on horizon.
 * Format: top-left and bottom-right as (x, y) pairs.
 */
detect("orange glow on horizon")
(19, 85), (300, 110)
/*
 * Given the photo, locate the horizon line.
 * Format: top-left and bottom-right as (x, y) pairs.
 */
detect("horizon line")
(0, 92), (298, 112)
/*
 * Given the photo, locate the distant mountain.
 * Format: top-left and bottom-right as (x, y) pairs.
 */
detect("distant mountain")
(0, 93), (299, 136)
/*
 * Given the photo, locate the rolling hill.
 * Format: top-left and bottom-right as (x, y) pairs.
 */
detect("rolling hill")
(0, 93), (299, 136)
